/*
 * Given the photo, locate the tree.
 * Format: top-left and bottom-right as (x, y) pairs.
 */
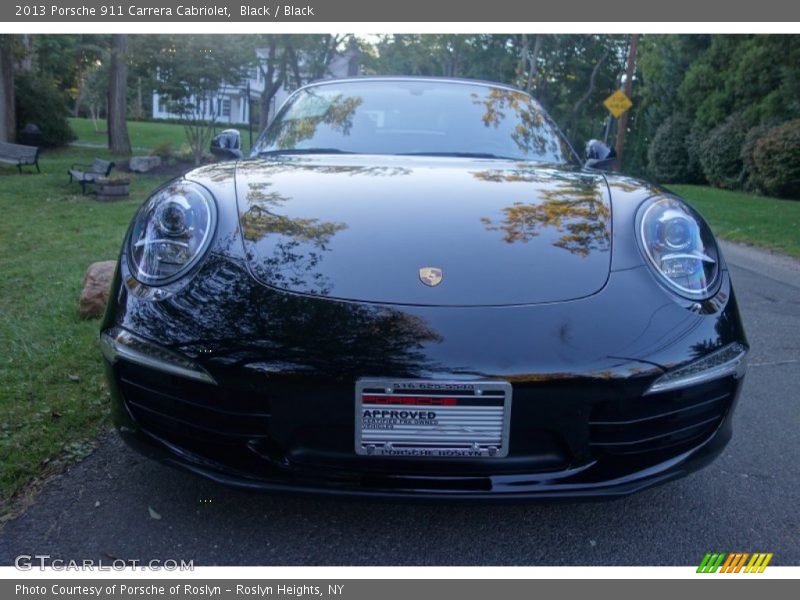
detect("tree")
(264, 35), (355, 128)
(25, 34), (106, 116)
(518, 34), (543, 93)
(255, 38), (287, 132)
(107, 34), (131, 155)
(283, 34), (350, 85)
(153, 35), (252, 165)
(14, 70), (75, 147)
(0, 36), (23, 142)
(82, 60), (109, 132)
(366, 34), (517, 83)
(127, 35), (170, 121)
(626, 34), (710, 177)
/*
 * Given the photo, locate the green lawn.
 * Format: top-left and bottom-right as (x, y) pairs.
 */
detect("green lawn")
(670, 185), (800, 258)
(68, 117), (254, 155)
(1, 117), (255, 519)
(0, 144), (171, 520)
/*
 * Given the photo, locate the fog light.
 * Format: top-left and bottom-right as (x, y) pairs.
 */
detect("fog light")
(646, 342), (747, 394)
(100, 327), (216, 384)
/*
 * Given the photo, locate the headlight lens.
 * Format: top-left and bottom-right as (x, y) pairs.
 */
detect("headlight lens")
(128, 181), (217, 285)
(639, 196), (719, 298)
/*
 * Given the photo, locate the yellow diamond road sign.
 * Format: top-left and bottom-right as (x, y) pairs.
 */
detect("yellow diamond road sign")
(604, 90), (633, 118)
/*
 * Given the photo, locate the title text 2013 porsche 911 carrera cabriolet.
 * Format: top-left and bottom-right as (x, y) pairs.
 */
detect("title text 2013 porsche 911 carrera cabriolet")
(101, 77), (748, 499)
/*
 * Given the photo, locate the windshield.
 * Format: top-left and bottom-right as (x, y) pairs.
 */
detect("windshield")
(253, 80), (577, 164)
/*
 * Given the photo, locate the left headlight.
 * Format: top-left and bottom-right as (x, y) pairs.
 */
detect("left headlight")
(638, 196), (720, 299)
(127, 181), (217, 286)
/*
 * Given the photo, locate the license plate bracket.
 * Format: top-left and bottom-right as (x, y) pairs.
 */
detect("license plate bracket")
(355, 379), (512, 458)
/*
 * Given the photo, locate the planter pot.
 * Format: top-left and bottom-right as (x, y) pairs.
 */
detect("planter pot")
(95, 178), (130, 201)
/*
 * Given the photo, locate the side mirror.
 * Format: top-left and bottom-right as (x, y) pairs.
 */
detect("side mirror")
(584, 139), (616, 171)
(210, 129), (243, 160)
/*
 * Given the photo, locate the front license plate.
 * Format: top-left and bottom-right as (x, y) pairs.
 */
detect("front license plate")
(355, 379), (512, 458)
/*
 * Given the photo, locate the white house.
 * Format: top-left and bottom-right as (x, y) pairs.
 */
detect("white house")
(151, 47), (360, 126)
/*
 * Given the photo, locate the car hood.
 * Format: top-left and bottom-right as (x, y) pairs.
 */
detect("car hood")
(234, 155), (611, 306)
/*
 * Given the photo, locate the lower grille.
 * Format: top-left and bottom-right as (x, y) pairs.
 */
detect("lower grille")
(115, 359), (737, 483)
(588, 379), (735, 455)
(117, 361), (271, 444)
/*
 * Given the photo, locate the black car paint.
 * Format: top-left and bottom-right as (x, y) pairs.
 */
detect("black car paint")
(102, 148), (747, 499)
(235, 156), (613, 306)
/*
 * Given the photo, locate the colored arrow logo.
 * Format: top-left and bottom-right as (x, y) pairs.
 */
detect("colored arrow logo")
(697, 552), (773, 573)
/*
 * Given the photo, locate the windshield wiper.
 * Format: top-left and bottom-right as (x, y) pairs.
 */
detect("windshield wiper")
(395, 151), (523, 161)
(257, 148), (357, 156)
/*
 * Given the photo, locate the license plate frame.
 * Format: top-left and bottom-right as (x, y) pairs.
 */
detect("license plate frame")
(355, 379), (512, 458)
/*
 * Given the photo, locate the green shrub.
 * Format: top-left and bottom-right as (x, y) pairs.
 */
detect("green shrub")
(685, 128), (707, 185)
(698, 113), (749, 189)
(740, 124), (771, 192)
(175, 143), (212, 164)
(752, 119), (800, 199)
(14, 71), (75, 147)
(647, 114), (704, 183)
(149, 141), (174, 161)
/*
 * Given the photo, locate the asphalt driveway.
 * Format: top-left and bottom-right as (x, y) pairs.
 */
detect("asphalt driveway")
(1, 241), (798, 566)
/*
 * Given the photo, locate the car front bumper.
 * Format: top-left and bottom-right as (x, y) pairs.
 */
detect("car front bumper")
(108, 358), (743, 500)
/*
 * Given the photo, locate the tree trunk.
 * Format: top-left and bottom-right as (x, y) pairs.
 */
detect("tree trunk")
(259, 77), (283, 133)
(0, 41), (15, 143)
(258, 41), (285, 132)
(614, 34), (639, 172)
(73, 75), (82, 117)
(519, 34), (542, 93)
(19, 35), (32, 71)
(285, 45), (303, 88)
(136, 76), (143, 119)
(90, 106), (97, 132)
(107, 34), (131, 155)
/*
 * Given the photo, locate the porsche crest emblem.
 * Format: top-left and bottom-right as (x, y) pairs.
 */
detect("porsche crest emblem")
(419, 267), (443, 287)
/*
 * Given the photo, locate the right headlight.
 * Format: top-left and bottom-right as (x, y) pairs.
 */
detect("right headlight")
(638, 196), (720, 299)
(127, 180), (217, 286)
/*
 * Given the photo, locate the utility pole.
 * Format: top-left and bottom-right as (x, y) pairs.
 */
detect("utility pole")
(614, 34), (639, 172)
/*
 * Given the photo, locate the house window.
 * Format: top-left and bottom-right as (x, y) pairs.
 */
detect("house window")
(218, 98), (231, 118)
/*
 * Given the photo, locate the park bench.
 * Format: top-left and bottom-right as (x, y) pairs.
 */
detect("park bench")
(68, 158), (115, 194)
(0, 141), (41, 174)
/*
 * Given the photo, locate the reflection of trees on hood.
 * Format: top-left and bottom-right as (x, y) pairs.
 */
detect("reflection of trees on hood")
(187, 160), (237, 183)
(268, 93), (363, 149)
(124, 255), (444, 380)
(232, 160), (413, 296)
(240, 181), (347, 295)
(475, 169), (610, 256)
(606, 177), (659, 195)
(471, 88), (563, 159)
(237, 160), (412, 179)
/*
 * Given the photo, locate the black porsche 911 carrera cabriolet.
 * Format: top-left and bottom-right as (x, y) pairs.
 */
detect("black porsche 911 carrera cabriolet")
(101, 77), (748, 499)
